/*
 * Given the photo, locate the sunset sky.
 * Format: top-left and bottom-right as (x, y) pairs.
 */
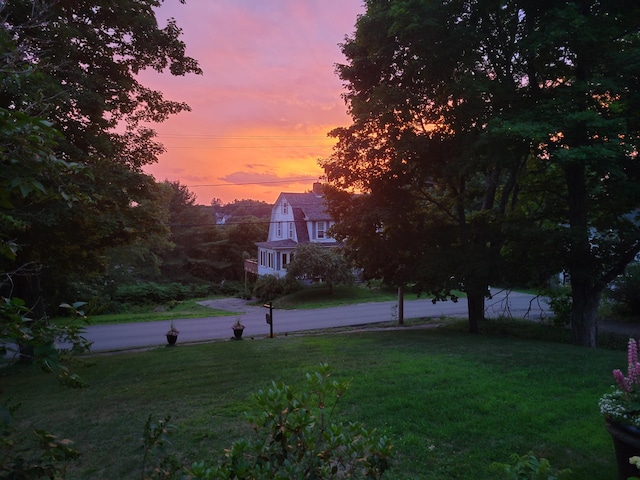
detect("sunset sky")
(141, 0), (365, 205)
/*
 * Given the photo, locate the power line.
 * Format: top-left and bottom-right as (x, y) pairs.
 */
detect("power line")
(163, 145), (330, 149)
(157, 134), (330, 139)
(169, 221), (272, 227)
(186, 178), (321, 188)
(157, 133), (335, 149)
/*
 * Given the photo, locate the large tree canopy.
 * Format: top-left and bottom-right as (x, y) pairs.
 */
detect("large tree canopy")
(157, 182), (270, 285)
(0, 1), (201, 308)
(323, 0), (532, 333)
(323, 0), (640, 346)
(286, 243), (355, 294)
(2, 0), (200, 168)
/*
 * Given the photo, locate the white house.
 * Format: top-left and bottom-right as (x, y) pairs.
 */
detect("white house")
(252, 183), (337, 278)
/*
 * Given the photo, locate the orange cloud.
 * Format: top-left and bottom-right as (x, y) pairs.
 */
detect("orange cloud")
(140, 0), (363, 205)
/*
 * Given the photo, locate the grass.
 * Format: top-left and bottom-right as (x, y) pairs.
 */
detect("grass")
(72, 285), (466, 325)
(270, 284), (466, 309)
(56, 298), (236, 326)
(2, 324), (623, 479)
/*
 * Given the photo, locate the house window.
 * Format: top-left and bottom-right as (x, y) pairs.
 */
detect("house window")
(277, 222), (282, 237)
(282, 253), (288, 268)
(268, 252), (274, 269)
(317, 221), (326, 239)
(288, 222), (294, 238)
(282, 201), (288, 214)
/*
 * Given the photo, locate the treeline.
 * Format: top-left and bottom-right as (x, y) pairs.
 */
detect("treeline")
(93, 181), (270, 314)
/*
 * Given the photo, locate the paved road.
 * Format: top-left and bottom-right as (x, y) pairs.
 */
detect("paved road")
(79, 291), (550, 352)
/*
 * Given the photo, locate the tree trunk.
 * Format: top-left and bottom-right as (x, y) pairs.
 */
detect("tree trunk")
(467, 289), (485, 334)
(564, 162), (601, 347)
(570, 280), (601, 348)
(397, 285), (404, 325)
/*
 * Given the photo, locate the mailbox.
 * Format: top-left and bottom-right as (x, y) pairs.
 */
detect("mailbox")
(263, 302), (274, 338)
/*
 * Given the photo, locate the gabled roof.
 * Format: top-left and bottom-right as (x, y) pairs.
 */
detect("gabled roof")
(256, 190), (333, 251)
(292, 207), (309, 243)
(280, 192), (330, 222)
(256, 239), (298, 249)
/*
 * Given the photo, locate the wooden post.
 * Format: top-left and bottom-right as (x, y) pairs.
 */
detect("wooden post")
(398, 285), (404, 325)
(264, 302), (274, 338)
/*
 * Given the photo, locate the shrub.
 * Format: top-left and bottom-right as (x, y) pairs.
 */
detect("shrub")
(491, 451), (571, 479)
(1, 412), (81, 480)
(210, 280), (246, 298)
(285, 243), (355, 294)
(140, 414), (181, 480)
(252, 275), (301, 303)
(605, 263), (640, 319)
(113, 282), (216, 306)
(1, 299), (88, 479)
(114, 282), (188, 305)
(187, 364), (393, 479)
(544, 286), (571, 327)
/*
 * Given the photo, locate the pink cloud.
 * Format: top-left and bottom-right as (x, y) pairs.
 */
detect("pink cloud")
(141, 0), (364, 204)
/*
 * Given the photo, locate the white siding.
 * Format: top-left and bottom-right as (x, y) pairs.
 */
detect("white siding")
(257, 192), (338, 278)
(269, 195), (295, 241)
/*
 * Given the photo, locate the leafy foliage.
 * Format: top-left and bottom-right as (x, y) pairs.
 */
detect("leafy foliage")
(322, 0), (532, 332)
(0, 298), (90, 479)
(114, 282), (213, 306)
(253, 275), (301, 303)
(605, 263), (640, 318)
(141, 414), (181, 480)
(187, 364), (393, 479)
(0, 2), (198, 477)
(212, 199), (272, 221)
(544, 286), (572, 327)
(491, 451), (571, 480)
(0, 297), (91, 383)
(159, 182), (269, 285)
(323, 0), (640, 345)
(285, 243), (355, 294)
(1, 418), (81, 480)
(0, 0), (201, 309)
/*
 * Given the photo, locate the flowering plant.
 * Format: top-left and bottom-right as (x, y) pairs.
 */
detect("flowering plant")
(167, 321), (179, 336)
(599, 338), (640, 427)
(232, 318), (245, 330)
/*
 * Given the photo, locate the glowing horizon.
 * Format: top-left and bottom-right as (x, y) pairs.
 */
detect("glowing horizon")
(141, 1), (364, 205)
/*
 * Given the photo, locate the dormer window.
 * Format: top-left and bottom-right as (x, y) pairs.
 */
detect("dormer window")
(317, 221), (326, 239)
(282, 200), (288, 214)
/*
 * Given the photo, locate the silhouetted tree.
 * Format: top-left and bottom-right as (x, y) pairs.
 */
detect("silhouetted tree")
(323, 0), (640, 346)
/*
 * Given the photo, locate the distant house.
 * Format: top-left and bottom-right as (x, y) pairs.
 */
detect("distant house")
(247, 183), (337, 278)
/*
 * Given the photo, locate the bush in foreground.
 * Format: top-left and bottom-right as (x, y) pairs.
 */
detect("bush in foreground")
(187, 364), (393, 479)
(491, 451), (572, 479)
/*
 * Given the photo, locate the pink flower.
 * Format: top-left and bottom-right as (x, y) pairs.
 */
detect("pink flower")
(614, 369), (632, 393)
(612, 339), (640, 393)
(630, 340), (640, 385)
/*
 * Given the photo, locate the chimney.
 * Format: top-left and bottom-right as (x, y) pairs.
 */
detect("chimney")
(312, 182), (323, 195)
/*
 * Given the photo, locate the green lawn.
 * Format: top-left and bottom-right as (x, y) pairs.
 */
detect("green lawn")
(2, 325), (623, 479)
(79, 285), (465, 325)
(264, 284), (467, 310)
(62, 298), (236, 326)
